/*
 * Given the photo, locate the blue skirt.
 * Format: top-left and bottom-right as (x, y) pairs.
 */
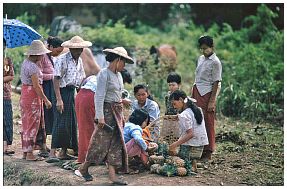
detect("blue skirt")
(3, 99), (13, 145)
(51, 86), (78, 151)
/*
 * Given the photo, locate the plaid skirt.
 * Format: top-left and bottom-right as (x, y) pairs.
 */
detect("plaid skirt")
(178, 145), (204, 160)
(3, 99), (13, 145)
(85, 102), (128, 172)
(43, 79), (55, 135)
(51, 86), (78, 151)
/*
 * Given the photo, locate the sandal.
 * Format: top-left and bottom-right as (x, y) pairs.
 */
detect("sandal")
(58, 154), (76, 160)
(38, 151), (50, 158)
(74, 170), (93, 182)
(46, 157), (60, 163)
(4, 149), (15, 155)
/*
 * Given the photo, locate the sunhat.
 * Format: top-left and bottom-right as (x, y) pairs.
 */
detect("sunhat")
(24, 40), (51, 55)
(103, 47), (134, 64)
(61, 36), (92, 48)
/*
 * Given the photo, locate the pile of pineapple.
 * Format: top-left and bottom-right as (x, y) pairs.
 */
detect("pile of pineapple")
(148, 142), (192, 177)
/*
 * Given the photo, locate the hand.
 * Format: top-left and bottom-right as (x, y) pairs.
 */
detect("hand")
(122, 98), (131, 107)
(207, 100), (216, 112)
(147, 142), (158, 152)
(56, 99), (64, 113)
(169, 143), (177, 156)
(98, 118), (105, 129)
(44, 100), (52, 109)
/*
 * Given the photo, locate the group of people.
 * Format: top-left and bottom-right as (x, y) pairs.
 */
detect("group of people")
(3, 35), (222, 185)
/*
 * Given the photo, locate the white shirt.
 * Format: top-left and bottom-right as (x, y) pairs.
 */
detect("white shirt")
(178, 108), (209, 146)
(194, 53), (222, 96)
(53, 52), (86, 88)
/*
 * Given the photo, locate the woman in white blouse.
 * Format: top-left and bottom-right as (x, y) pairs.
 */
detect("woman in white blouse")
(168, 89), (209, 172)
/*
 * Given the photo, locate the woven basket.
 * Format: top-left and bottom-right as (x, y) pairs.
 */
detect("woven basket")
(147, 115), (179, 144)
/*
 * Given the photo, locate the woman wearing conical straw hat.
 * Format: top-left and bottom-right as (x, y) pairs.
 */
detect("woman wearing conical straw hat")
(20, 40), (52, 161)
(75, 46), (134, 185)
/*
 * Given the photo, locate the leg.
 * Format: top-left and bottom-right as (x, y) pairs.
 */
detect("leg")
(108, 164), (128, 185)
(192, 159), (197, 172)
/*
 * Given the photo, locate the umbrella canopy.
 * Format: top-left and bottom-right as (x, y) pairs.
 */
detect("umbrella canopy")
(3, 18), (42, 48)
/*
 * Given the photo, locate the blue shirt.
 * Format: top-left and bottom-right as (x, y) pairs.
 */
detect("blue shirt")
(81, 75), (97, 93)
(124, 122), (147, 150)
(131, 98), (160, 122)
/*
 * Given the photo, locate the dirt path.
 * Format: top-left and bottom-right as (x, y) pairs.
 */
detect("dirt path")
(3, 92), (283, 186)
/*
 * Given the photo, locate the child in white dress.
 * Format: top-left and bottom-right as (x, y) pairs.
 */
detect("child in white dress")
(169, 90), (209, 172)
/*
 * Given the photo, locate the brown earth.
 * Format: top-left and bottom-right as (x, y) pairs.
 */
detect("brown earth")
(3, 92), (284, 186)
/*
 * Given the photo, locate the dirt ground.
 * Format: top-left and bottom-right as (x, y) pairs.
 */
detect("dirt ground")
(3, 92), (284, 186)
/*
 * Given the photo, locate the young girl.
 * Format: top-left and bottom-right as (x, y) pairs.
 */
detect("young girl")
(169, 90), (208, 172)
(124, 109), (157, 170)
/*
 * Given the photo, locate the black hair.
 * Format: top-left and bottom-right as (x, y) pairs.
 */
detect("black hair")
(167, 72), (181, 84)
(120, 68), (132, 84)
(47, 36), (63, 48)
(129, 109), (150, 126)
(134, 84), (148, 94)
(169, 90), (203, 124)
(105, 52), (128, 63)
(198, 35), (213, 48)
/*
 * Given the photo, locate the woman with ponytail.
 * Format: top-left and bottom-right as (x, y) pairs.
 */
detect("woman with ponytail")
(169, 90), (208, 172)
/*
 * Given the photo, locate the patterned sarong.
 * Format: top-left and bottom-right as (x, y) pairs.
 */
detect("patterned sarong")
(3, 99), (13, 145)
(75, 89), (95, 163)
(20, 85), (46, 152)
(85, 102), (128, 172)
(51, 86), (78, 152)
(178, 145), (204, 160)
(192, 85), (216, 152)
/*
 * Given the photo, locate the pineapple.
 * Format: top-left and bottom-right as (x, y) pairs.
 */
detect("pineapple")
(155, 155), (165, 165)
(177, 167), (187, 176)
(150, 164), (161, 174)
(161, 163), (177, 177)
(174, 158), (185, 167)
(149, 155), (165, 165)
(149, 155), (158, 164)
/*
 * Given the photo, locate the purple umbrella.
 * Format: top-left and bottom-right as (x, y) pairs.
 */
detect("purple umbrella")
(3, 18), (42, 48)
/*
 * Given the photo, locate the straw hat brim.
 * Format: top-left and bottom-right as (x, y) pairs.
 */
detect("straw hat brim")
(24, 48), (52, 55)
(103, 49), (134, 64)
(61, 41), (92, 48)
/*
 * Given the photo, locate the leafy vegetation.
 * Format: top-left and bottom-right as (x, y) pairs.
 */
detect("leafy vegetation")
(6, 4), (283, 125)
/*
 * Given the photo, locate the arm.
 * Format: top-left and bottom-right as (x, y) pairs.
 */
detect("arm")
(82, 48), (101, 76)
(131, 130), (147, 151)
(31, 74), (52, 109)
(170, 129), (193, 150)
(149, 102), (160, 122)
(95, 70), (108, 127)
(208, 60), (222, 112)
(4, 76), (14, 83)
(53, 76), (64, 113)
(207, 81), (220, 112)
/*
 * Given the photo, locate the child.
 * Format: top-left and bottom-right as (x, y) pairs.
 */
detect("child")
(191, 35), (222, 161)
(165, 72), (181, 115)
(131, 84), (160, 141)
(124, 109), (158, 171)
(168, 90), (208, 172)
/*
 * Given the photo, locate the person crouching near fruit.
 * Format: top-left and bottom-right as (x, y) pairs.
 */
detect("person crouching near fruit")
(168, 90), (209, 172)
(124, 109), (158, 172)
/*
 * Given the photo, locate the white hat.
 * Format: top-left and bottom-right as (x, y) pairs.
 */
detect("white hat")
(24, 40), (51, 55)
(61, 35), (92, 48)
(103, 47), (134, 64)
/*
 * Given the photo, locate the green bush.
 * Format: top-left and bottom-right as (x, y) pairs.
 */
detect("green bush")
(6, 4), (283, 125)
